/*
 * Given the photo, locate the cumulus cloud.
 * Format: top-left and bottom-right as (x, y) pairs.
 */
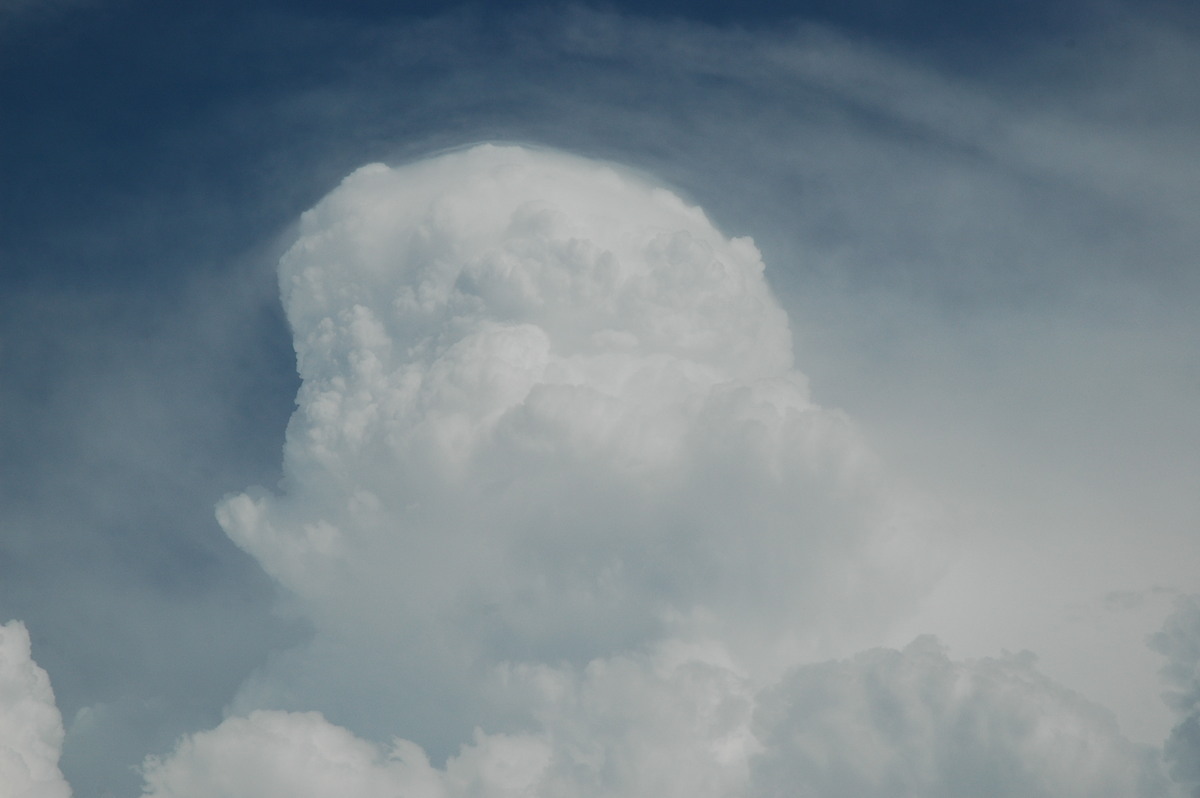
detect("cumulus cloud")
(140, 710), (442, 798)
(135, 142), (1169, 798)
(750, 637), (1171, 798)
(143, 640), (756, 798)
(141, 635), (1174, 798)
(215, 144), (945, 748)
(5, 3), (1199, 794)
(0, 620), (71, 798)
(1150, 595), (1200, 795)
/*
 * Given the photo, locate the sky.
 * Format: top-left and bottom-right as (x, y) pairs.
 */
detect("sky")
(1, 1), (1199, 796)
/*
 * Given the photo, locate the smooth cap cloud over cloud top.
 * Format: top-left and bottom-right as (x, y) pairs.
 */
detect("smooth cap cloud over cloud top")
(0, 620), (71, 798)
(216, 143), (945, 745)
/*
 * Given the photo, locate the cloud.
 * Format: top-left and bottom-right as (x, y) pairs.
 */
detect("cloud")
(143, 640), (756, 798)
(0, 620), (71, 798)
(141, 640), (749, 798)
(750, 637), (1171, 798)
(140, 635), (1174, 798)
(1150, 595), (1200, 795)
(146, 140), (1172, 798)
(4, 4), (1198, 794)
(140, 710), (443, 798)
(214, 143), (946, 750)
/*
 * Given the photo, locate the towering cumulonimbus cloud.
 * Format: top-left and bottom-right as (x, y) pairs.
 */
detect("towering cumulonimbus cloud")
(133, 144), (1178, 798)
(214, 143), (945, 744)
(0, 620), (71, 798)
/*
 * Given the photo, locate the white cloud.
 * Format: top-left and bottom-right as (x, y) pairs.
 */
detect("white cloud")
(142, 640), (757, 798)
(0, 620), (71, 798)
(141, 635), (1175, 798)
(750, 637), (1172, 798)
(481, 639), (758, 798)
(215, 144), (946, 747)
(141, 709), (444, 798)
(148, 141), (1176, 798)
(7, 4), (1200, 795)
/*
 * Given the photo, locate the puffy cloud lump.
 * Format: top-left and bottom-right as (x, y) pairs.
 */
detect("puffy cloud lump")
(139, 635), (1175, 798)
(750, 636), (1172, 798)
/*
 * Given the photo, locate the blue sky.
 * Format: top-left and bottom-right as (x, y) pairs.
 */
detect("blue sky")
(2, 2), (1199, 796)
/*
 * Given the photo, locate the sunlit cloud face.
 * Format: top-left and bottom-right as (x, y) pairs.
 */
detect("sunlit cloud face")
(214, 144), (944, 748)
